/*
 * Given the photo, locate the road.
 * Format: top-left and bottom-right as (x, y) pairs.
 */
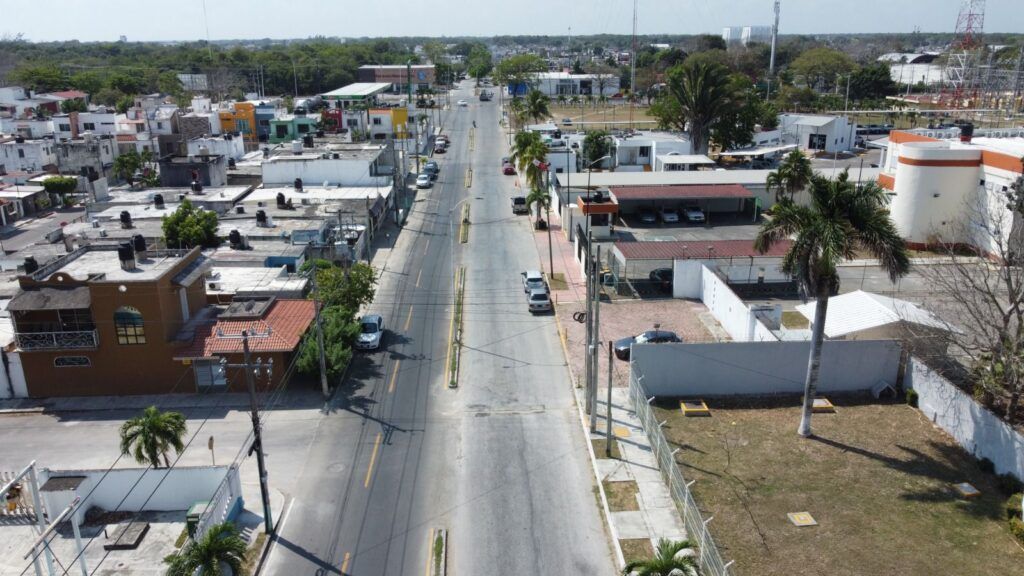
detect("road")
(262, 82), (615, 575)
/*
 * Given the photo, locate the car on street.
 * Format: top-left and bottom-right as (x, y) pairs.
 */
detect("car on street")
(501, 156), (511, 166)
(356, 314), (386, 350)
(659, 207), (680, 224)
(684, 207), (705, 223)
(416, 173), (432, 188)
(527, 288), (553, 313)
(434, 143), (446, 154)
(437, 135), (450, 145)
(457, 99), (468, 107)
(649, 268), (673, 292)
(503, 163), (516, 175)
(522, 270), (547, 293)
(638, 209), (657, 224)
(562, 118), (573, 125)
(613, 330), (682, 361)
(424, 161), (439, 179)
(511, 196), (528, 214)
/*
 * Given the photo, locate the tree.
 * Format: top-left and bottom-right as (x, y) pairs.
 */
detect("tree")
(493, 53), (547, 94)
(522, 89), (551, 125)
(509, 131), (548, 192)
(848, 62), (897, 100)
(42, 175), (78, 196)
(60, 98), (87, 113)
(656, 60), (737, 155)
(765, 150), (813, 204)
(586, 63), (619, 98)
(621, 538), (699, 576)
(790, 47), (856, 92)
(9, 63), (65, 92)
(162, 199), (221, 249)
(296, 304), (359, 382)
(755, 171), (909, 436)
(583, 130), (612, 166)
(164, 522), (247, 576)
(69, 71), (104, 95)
(466, 44), (493, 84)
(313, 261), (377, 311)
(113, 150), (143, 187)
(526, 184), (551, 228)
(119, 406), (188, 469)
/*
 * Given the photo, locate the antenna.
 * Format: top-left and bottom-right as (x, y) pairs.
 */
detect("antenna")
(941, 0), (986, 109)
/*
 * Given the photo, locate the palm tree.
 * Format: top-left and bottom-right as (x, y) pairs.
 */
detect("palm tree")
(755, 171), (909, 437)
(557, 94), (567, 106)
(165, 522), (247, 576)
(666, 60), (735, 155)
(622, 538), (699, 576)
(119, 406), (188, 468)
(523, 89), (551, 125)
(526, 186), (550, 228)
(508, 98), (526, 129)
(766, 150), (814, 204)
(509, 131), (549, 192)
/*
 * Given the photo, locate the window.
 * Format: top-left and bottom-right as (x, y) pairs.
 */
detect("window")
(55, 356), (90, 367)
(639, 146), (651, 159)
(17, 149), (24, 158)
(297, 124), (309, 133)
(372, 118), (382, 126)
(114, 306), (146, 345)
(83, 122), (95, 131)
(156, 122), (163, 130)
(347, 119), (359, 128)
(59, 123), (71, 131)
(236, 119), (250, 133)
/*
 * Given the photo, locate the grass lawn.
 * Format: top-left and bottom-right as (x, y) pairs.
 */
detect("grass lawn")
(655, 395), (1024, 576)
(620, 538), (655, 565)
(780, 311), (809, 329)
(603, 480), (641, 512)
(239, 532), (267, 576)
(592, 437), (622, 459)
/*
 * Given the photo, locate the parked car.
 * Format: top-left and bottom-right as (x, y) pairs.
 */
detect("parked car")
(511, 196), (528, 214)
(659, 207), (680, 224)
(457, 99), (468, 107)
(613, 330), (682, 361)
(522, 270), (547, 293)
(437, 135), (450, 145)
(527, 288), (553, 313)
(434, 143), (447, 154)
(501, 156), (511, 166)
(638, 209), (657, 224)
(684, 207), (705, 223)
(424, 161), (440, 179)
(503, 163), (516, 175)
(356, 314), (385, 350)
(562, 118), (573, 125)
(416, 173), (432, 188)
(649, 268), (673, 292)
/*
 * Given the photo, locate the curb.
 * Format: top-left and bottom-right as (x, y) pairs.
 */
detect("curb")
(252, 496), (292, 576)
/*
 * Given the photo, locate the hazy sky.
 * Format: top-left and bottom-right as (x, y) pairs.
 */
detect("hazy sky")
(3, 0), (1022, 42)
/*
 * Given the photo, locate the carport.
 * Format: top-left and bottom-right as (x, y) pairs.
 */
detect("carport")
(609, 183), (756, 226)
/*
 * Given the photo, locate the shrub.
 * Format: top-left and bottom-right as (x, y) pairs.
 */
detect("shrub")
(1005, 493), (1023, 521)
(977, 457), (996, 474)
(1009, 516), (1024, 544)
(905, 388), (918, 407)
(996, 474), (1024, 497)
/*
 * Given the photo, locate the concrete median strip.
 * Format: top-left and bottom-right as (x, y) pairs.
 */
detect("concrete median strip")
(447, 266), (466, 389)
(464, 168), (473, 188)
(459, 203), (470, 244)
(427, 528), (447, 576)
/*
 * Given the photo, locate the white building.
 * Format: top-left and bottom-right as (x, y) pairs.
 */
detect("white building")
(779, 114), (856, 154)
(0, 117), (53, 139)
(531, 72), (620, 97)
(260, 144), (392, 188)
(878, 130), (1024, 254)
(52, 108), (119, 140)
(187, 135), (245, 161)
(722, 26), (772, 46)
(0, 136), (58, 172)
(613, 132), (692, 172)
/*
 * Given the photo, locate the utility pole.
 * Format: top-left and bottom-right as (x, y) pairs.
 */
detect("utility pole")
(590, 245), (601, 432)
(310, 271), (330, 398)
(584, 231), (593, 415)
(606, 341), (613, 457)
(629, 0), (638, 129)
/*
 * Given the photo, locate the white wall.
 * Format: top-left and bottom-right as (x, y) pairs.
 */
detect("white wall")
(261, 156), (390, 187)
(906, 357), (1024, 481)
(6, 351), (27, 398)
(0, 140), (57, 171)
(673, 262), (778, 342)
(188, 136), (245, 161)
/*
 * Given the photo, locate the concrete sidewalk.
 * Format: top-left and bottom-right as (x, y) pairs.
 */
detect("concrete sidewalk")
(0, 389), (325, 415)
(531, 209), (586, 303)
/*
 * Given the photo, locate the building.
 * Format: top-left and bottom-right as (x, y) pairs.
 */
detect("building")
(513, 72), (620, 97)
(0, 117), (54, 139)
(877, 130), (1024, 252)
(268, 114), (319, 144)
(0, 183), (49, 221)
(0, 136), (58, 173)
(367, 108), (409, 141)
(246, 100), (279, 144)
(52, 134), (119, 183)
(186, 134), (246, 161)
(721, 26), (772, 46)
(219, 102), (258, 149)
(613, 132), (692, 172)
(779, 114), (856, 154)
(159, 154), (229, 187)
(0, 87), (61, 118)
(320, 83), (395, 137)
(7, 244), (210, 396)
(260, 143), (394, 188)
(52, 109), (118, 140)
(178, 97), (223, 142)
(357, 65), (436, 94)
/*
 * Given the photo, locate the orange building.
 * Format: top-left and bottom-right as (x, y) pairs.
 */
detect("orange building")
(218, 102), (257, 149)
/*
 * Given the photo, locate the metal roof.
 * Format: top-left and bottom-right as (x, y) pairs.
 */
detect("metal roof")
(614, 239), (792, 261)
(555, 167), (881, 188)
(611, 184), (753, 201)
(320, 83), (392, 100)
(796, 290), (957, 338)
(656, 154), (715, 165)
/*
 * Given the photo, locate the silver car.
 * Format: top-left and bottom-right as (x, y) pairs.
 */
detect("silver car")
(355, 314), (385, 350)
(522, 270), (547, 293)
(527, 289), (552, 313)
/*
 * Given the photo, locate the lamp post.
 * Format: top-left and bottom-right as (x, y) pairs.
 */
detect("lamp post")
(584, 153), (613, 239)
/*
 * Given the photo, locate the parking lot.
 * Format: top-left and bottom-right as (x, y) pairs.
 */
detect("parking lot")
(614, 213), (763, 243)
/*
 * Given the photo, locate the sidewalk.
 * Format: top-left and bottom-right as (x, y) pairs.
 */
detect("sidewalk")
(0, 389), (325, 415)
(531, 208), (586, 303)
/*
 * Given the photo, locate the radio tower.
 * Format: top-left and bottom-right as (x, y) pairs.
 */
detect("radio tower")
(942, 0), (985, 109)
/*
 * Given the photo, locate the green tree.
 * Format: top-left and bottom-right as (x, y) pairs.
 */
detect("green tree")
(68, 71), (104, 95)
(655, 60), (737, 155)
(113, 150), (143, 186)
(525, 185), (551, 229)
(119, 406), (188, 469)
(583, 130), (612, 166)
(60, 98), (87, 113)
(162, 199), (220, 249)
(510, 131), (548, 191)
(107, 71), (146, 95)
(790, 47), (856, 92)
(9, 63), (65, 92)
(466, 44), (493, 84)
(296, 305), (359, 382)
(157, 70), (186, 103)
(493, 53), (547, 93)
(522, 89), (551, 125)
(766, 150), (813, 204)
(755, 171), (909, 436)
(313, 261), (377, 311)
(164, 522), (247, 576)
(848, 62), (897, 100)
(621, 538), (699, 576)
(42, 175), (77, 195)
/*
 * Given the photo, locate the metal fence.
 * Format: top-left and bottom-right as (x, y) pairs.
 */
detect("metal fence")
(194, 464), (242, 541)
(628, 369), (733, 576)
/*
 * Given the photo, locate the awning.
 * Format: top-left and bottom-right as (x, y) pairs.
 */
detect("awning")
(8, 287), (91, 311)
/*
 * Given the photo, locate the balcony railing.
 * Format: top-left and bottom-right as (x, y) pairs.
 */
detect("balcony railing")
(16, 330), (98, 351)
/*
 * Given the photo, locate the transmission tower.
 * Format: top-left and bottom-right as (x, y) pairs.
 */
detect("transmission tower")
(942, 0), (986, 109)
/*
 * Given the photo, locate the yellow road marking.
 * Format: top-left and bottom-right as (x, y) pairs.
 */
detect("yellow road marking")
(341, 552), (351, 573)
(415, 269), (423, 287)
(404, 306), (414, 331)
(364, 432), (382, 488)
(424, 529), (435, 576)
(388, 359), (402, 394)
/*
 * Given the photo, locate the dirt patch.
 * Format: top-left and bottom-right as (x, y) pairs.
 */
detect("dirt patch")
(603, 480), (640, 512)
(592, 437), (621, 460)
(619, 538), (655, 565)
(780, 311), (809, 329)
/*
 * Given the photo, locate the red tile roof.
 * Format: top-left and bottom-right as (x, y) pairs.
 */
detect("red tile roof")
(610, 184), (753, 201)
(178, 299), (315, 358)
(615, 239), (793, 260)
(48, 90), (89, 100)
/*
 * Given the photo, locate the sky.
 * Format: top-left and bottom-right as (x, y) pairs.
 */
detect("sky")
(2, 0), (1022, 42)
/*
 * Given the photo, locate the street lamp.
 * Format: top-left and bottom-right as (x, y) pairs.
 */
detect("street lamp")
(584, 153), (613, 238)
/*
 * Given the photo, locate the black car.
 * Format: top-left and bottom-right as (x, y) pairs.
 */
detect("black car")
(649, 268), (673, 292)
(614, 330), (682, 361)
(424, 161), (440, 179)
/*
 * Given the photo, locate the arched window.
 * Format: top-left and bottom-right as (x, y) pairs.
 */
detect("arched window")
(114, 306), (146, 345)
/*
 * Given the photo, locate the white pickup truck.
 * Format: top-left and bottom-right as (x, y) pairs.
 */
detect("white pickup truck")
(511, 196), (528, 215)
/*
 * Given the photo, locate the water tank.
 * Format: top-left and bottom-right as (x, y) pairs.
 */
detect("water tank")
(153, 193), (165, 209)
(235, 205), (245, 214)
(198, 144), (210, 156)
(23, 256), (39, 274)
(117, 242), (136, 271)
(120, 210), (132, 229)
(191, 181), (204, 194)
(132, 234), (146, 254)
(292, 140), (302, 154)
(229, 229), (242, 246)
(276, 192), (287, 207)
(302, 134), (314, 148)
(228, 158), (236, 169)
(294, 178), (303, 191)
(256, 209), (267, 226)
(960, 122), (975, 143)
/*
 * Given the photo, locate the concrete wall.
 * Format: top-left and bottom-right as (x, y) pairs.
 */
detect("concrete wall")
(38, 465), (238, 524)
(262, 157), (390, 187)
(631, 339), (903, 397)
(906, 357), (1024, 481)
(673, 262), (777, 341)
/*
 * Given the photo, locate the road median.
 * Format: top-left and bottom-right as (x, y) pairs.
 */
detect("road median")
(447, 266), (466, 388)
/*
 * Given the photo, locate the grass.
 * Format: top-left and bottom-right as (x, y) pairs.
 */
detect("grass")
(656, 395), (1024, 576)
(619, 538), (655, 566)
(449, 266), (465, 388)
(548, 272), (568, 291)
(603, 480), (641, 512)
(173, 527), (189, 549)
(592, 437), (622, 460)
(238, 532), (267, 576)
(781, 311), (809, 329)
(433, 531), (444, 574)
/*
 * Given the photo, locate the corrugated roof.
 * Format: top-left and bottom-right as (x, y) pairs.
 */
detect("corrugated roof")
(795, 290), (955, 338)
(611, 184), (753, 201)
(615, 239), (792, 260)
(177, 299), (315, 357)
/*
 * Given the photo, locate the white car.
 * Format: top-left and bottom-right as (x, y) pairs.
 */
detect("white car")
(659, 207), (680, 224)
(684, 207), (706, 223)
(356, 314), (385, 350)
(527, 289), (553, 313)
(416, 174), (432, 188)
(457, 99), (468, 107)
(522, 270), (547, 293)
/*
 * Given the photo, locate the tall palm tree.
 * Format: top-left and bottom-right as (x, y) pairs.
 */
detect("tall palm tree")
(119, 406), (188, 468)
(508, 98), (526, 129)
(523, 89), (551, 125)
(622, 538), (699, 576)
(525, 186), (550, 228)
(766, 150), (814, 204)
(755, 171), (910, 437)
(165, 522), (247, 576)
(509, 131), (549, 192)
(557, 94), (567, 106)
(666, 60), (735, 155)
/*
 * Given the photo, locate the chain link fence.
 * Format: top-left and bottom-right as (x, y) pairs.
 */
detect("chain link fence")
(628, 368), (733, 576)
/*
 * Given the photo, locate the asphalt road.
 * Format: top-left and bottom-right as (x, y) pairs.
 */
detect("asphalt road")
(262, 82), (615, 575)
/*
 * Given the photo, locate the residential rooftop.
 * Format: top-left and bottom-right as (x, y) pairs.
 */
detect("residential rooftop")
(204, 266), (308, 299)
(243, 186), (392, 206)
(555, 167), (882, 189)
(26, 246), (199, 283)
